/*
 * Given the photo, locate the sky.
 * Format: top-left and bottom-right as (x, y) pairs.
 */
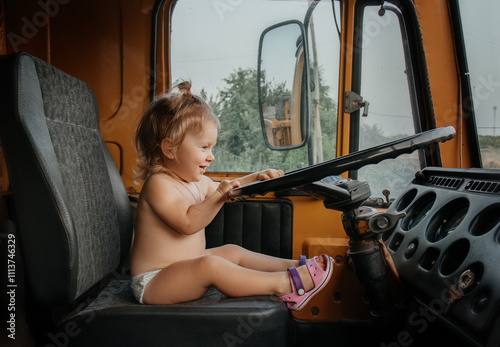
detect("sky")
(171, 0), (339, 102)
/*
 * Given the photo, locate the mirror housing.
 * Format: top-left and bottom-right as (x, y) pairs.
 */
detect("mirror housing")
(258, 20), (310, 150)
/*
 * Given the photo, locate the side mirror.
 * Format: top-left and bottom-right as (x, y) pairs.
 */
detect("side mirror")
(258, 20), (310, 150)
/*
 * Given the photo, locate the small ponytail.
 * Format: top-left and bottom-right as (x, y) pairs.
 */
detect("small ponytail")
(134, 80), (219, 181)
(176, 81), (192, 96)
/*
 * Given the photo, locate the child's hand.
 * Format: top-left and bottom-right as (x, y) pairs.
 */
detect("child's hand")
(216, 179), (241, 201)
(224, 169), (284, 196)
(257, 169), (285, 181)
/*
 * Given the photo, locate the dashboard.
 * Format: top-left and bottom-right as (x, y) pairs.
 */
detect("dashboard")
(384, 167), (500, 346)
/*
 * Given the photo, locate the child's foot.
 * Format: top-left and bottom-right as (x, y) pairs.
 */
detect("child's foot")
(278, 254), (334, 311)
(279, 255), (328, 295)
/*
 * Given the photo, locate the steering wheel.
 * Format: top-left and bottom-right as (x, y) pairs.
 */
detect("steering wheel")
(229, 126), (456, 199)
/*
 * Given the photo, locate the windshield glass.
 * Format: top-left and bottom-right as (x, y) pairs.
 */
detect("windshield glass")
(171, 0), (341, 172)
(356, 4), (418, 198)
(459, 0), (500, 168)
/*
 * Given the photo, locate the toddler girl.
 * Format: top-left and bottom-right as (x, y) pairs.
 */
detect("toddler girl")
(130, 81), (333, 310)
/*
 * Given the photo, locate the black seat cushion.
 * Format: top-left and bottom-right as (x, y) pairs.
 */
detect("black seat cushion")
(61, 277), (288, 347)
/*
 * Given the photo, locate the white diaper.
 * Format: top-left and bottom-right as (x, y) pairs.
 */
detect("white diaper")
(131, 269), (162, 304)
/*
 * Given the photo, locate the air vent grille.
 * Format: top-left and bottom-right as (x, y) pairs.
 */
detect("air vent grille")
(428, 176), (463, 189)
(465, 180), (500, 194)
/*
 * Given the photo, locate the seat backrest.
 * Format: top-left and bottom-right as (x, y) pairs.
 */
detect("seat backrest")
(0, 53), (133, 308)
(206, 200), (293, 258)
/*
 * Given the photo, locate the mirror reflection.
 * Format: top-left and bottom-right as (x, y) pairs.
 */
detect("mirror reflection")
(258, 20), (309, 149)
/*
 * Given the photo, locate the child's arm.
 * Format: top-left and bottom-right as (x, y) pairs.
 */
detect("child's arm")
(143, 175), (239, 236)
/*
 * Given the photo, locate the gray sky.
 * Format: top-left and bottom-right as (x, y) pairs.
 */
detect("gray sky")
(171, 0), (339, 102)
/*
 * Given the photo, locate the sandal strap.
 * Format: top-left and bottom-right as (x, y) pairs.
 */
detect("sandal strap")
(288, 267), (305, 296)
(298, 255), (307, 267)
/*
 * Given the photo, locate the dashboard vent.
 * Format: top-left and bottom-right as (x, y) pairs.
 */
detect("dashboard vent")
(428, 176), (463, 189)
(465, 180), (500, 194)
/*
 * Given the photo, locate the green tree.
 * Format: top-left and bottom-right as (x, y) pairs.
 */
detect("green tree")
(216, 68), (263, 157)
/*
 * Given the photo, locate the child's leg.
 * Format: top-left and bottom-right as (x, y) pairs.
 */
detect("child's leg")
(142, 254), (315, 305)
(205, 244), (298, 272)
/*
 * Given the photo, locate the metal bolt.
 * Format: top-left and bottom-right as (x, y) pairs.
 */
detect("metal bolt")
(458, 269), (475, 290)
(376, 216), (390, 229)
(333, 292), (342, 302)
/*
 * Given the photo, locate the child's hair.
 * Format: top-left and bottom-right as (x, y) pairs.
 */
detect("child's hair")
(135, 81), (220, 180)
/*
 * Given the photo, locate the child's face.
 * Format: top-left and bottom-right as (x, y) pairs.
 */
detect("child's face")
(166, 123), (218, 182)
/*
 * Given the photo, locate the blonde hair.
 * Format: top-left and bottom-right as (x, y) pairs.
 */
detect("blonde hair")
(135, 81), (220, 180)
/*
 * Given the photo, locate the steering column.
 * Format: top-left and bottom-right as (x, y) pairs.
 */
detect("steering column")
(299, 177), (404, 316)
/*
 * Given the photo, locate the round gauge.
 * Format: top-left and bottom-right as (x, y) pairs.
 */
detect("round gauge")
(469, 203), (500, 237)
(395, 188), (418, 212)
(426, 198), (469, 242)
(401, 192), (436, 231)
(440, 238), (470, 276)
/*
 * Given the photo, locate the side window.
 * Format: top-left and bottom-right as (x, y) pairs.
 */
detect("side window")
(171, 0), (340, 172)
(356, 5), (418, 198)
(459, 0), (500, 169)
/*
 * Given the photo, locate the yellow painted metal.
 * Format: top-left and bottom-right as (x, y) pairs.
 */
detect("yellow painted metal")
(414, 0), (470, 168)
(292, 237), (371, 321)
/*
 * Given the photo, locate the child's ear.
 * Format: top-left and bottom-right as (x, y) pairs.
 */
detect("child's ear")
(161, 138), (175, 160)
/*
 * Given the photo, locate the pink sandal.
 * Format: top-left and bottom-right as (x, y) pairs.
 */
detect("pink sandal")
(279, 254), (334, 311)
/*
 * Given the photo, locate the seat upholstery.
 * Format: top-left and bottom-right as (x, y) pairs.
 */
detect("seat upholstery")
(206, 200), (293, 258)
(0, 53), (132, 308)
(0, 53), (289, 346)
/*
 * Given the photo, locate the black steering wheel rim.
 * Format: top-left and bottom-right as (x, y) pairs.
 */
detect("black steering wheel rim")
(230, 126), (456, 199)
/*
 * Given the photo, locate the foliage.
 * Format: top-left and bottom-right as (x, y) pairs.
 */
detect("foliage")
(312, 65), (337, 162)
(479, 135), (500, 169)
(479, 135), (500, 148)
(207, 67), (338, 173)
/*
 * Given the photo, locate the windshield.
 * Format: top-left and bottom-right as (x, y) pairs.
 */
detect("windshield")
(356, 3), (419, 198)
(459, 0), (500, 168)
(171, 0), (341, 173)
